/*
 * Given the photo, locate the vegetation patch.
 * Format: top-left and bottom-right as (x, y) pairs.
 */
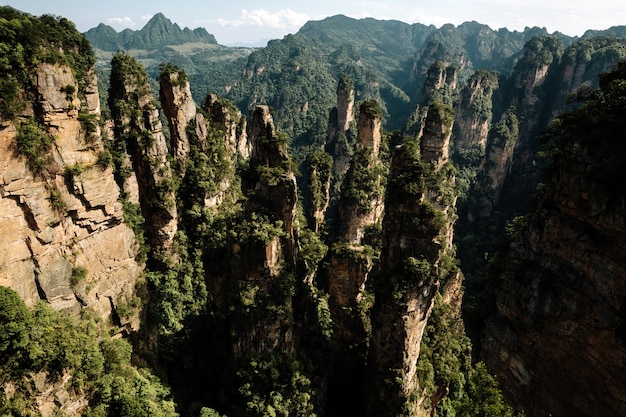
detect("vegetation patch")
(15, 119), (55, 176)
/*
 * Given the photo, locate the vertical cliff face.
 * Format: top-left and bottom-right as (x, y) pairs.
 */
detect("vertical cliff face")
(305, 149), (332, 233)
(481, 62), (626, 417)
(368, 102), (457, 416)
(159, 68), (196, 161)
(405, 62), (459, 140)
(467, 108), (519, 221)
(327, 100), (385, 349)
(0, 60), (142, 324)
(108, 53), (178, 261)
(327, 76), (357, 179)
(203, 93), (250, 160)
(336, 75), (356, 133)
(228, 105), (299, 355)
(453, 70), (499, 151)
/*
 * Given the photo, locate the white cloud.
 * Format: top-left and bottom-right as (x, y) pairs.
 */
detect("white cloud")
(405, 9), (456, 27)
(106, 16), (135, 27)
(218, 9), (310, 30)
(141, 14), (153, 21)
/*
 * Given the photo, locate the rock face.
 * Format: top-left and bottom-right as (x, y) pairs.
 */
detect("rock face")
(327, 100), (385, 357)
(160, 70), (196, 161)
(368, 102), (457, 416)
(229, 105), (299, 355)
(109, 53), (178, 261)
(305, 150), (332, 233)
(336, 76), (355, 133)
(327, 77), (357, 179)
(467, 108), (519, 220)
(203, 93), (250, 160)
(453, 70), (499, 151)
(0, 62), (142, 324)
(481, 63), (626, 417)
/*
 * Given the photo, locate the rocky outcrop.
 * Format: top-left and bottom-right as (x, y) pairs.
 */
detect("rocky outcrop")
(0, 62), (142, 325)
(305, 149), (332, 233)
(327, 100), (385, 349)
(327, 77), (357, 179)
(481, 63), (626, 416)
(368, 102), (457, 416)
(464, 37), (562, 226)
(467, 108), (519, 221)
(246, 106), (299, 266)
(405, 62), (459, 140)
(109, 53), (178, 261)
(336, 75), (355, 133)
(424, 62), (458, 94)
(203, 93), (250, 160)
(228, 105), (300, 355)
(453, 70), (499, 151)
(160, 69), (196, 161)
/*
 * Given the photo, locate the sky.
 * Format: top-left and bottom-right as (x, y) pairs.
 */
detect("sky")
(7, 0), (626, 46)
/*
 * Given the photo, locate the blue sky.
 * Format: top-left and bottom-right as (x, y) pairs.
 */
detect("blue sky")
(9, 0), (625, 46)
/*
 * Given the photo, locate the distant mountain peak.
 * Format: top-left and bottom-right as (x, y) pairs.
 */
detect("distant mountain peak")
(143, 12), (173, 29)
(84, 12), (217, 50)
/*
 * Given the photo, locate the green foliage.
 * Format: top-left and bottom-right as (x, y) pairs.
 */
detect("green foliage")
(403, 257), (432, 278)
(15, 118), (55, 175)
(517, 36), (564, 69)
(0, 7), (96, 118)
(198, 407), (224, 417)
(505, 215), (530, 238)
(234, 353), (316, 417)
(298, 227), (328, 268)
(359, 99), (383, 120)
(338, 74), (354, 93)
(64, 163), (87, 186)
(416, 295), (518, 416)
(230, 212), (286, 245)
(160, 62), (189, 86)
(78, 110), (100, 142)
(146, 231), (208, 334)
(545, 60), (626, 183)
(305, 149), (332, 210)
(0, 286), (31, 380)
(109, 51), (150, 96)
(70, 266), (88, 287)
(48, 185), (67, 213)
(65, 163), (87, 177)
(178, 119), (232, 206)
(96, 150), (113, 169)
(122, 199), (148, 263)
(331, 242), (378, 264)
(341, 147), (384, 210)
(387, 138), (425, 199)
(0, 287), (177, 416)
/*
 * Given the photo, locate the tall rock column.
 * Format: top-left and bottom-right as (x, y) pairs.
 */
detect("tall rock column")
(109, 53), (177, 261)
(327, 75), (357, 179)
(159, 67), (196, 161)
(328, 100), (385, 342)
(453, 70), (499, 151)
(368, 102), (457, 417)
(228, 105), (299, 355)
(203, 93), (250, 159)
(325, 100), (386, 415)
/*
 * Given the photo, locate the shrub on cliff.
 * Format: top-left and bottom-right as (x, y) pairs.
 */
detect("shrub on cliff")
(0, 286), (177, 416)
